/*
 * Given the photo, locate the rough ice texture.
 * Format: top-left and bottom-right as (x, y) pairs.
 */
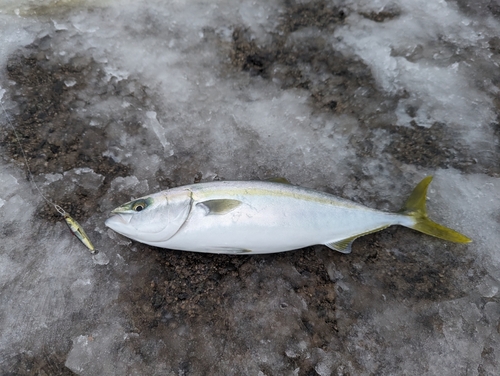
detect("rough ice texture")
(0, 0), (499, 375)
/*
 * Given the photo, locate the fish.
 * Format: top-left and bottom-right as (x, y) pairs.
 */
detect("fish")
(104, 176), (471, 254)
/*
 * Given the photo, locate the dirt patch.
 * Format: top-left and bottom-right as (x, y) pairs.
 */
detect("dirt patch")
(338, 228), (478, 302)
(360, 6), (401, 23)
(383, 122), (477, 170)
(228, 4), (389, 117)
(2, 37), (138, 221)
(114, 246), (339, 375)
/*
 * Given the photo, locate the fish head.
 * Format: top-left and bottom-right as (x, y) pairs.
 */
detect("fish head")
(105, 189), (192, 244)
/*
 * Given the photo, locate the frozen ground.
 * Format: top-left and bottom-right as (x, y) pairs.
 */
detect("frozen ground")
(0, 0), (499, 374)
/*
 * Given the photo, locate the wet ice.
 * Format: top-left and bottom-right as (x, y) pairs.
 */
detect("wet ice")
(1, 0), (500, 375)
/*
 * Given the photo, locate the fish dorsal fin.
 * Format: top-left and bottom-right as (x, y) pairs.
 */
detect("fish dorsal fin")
(324, 236), (357, 254)
(266, 177), (292, 185)
(324, 225), (391, 254)
(197, 199), (242, 215)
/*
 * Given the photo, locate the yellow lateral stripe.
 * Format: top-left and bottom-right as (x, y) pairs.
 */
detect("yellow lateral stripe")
(189, 184), (364, 209)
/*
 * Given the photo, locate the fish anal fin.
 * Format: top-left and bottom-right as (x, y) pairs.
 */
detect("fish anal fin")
(197, 199), (242, 215)
(204, 247), (252, 254)
(324, 237), (357, 254)
(236, 249), (253, 254)
(324, 225), (390, 254)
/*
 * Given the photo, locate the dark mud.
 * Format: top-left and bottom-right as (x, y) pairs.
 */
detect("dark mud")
(2, 45), (132, 222)
(359, 4), (401, 23)
(229, 2), (384, 117)
(113, 247), (338, 374)
(383, 121), (478, 171)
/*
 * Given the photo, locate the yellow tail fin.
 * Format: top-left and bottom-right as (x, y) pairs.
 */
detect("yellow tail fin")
(400, 176), (471, 243)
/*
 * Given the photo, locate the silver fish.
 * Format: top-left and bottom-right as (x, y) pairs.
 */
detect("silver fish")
(105, 176), (471, 254)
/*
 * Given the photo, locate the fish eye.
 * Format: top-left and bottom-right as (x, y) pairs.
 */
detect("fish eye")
(132, 200), (147, 212)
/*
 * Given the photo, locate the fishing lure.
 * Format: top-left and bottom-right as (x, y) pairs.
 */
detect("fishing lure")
(56, 205), (96, 253)
(1, 99), (96, 254)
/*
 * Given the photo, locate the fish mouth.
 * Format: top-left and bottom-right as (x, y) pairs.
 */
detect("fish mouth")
(105, 213), (133, 228)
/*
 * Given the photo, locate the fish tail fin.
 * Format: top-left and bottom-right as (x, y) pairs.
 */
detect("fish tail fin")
(400, 176), (472, 243)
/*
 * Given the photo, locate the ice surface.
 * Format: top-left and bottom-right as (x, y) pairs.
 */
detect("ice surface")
(336, 0), (500, 152)
(144, 111), (173, 156)
(0, 0), (499, 374)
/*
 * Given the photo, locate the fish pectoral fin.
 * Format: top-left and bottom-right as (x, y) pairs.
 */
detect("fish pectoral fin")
(197, 199), (242, 215)
(324, 225), (391, 254)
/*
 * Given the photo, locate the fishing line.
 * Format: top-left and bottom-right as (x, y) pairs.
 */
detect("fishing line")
(1, 98), (96, 254)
